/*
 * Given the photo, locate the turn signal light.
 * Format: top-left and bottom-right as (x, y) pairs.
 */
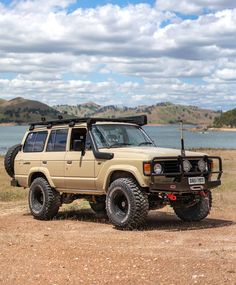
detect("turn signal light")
(143, 162), (151, 175)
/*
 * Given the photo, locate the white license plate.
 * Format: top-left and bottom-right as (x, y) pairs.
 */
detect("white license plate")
(188, 177), (205, 185)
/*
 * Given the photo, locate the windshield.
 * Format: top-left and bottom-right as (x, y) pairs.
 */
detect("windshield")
(91, 124), (155, 149)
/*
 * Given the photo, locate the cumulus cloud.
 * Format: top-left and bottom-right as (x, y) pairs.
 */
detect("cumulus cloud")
(156, 0), (236, 14)
(0, 0), (235, 110)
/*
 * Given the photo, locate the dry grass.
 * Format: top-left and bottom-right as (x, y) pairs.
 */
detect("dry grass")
(205, 149), (236, 209)
(0, 150), (236, 207)
(0, 156), (27, 201)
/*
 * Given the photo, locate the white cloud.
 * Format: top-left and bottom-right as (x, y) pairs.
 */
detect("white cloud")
(0, 1), (235, 110)
(215, 68), (236, 81)
(156, 0), (236, 14)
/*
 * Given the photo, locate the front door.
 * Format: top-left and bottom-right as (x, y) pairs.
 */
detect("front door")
(64, 128), (95, 190)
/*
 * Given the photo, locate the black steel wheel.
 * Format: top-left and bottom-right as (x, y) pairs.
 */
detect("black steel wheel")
(29, 177), (61, 220)
(173, 191), (212, 222)
(89, 198), (107, 217)
(106, 178), (149, 230)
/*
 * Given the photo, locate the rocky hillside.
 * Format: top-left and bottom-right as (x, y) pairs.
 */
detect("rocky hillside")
(0, 97), (60, 124)
(0, 97), (220, 125)
(54, 102), (219, 125)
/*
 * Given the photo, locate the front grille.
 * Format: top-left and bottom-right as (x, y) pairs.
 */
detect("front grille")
(162, 161), (180, 173)
(161, 159), (202, 174)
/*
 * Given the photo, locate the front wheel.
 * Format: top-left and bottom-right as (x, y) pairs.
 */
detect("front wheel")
(173, 191), (212, 222)
(106, 178), (149, 230)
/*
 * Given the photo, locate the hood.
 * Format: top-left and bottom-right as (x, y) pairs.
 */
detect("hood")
(100, 146), (207, 160)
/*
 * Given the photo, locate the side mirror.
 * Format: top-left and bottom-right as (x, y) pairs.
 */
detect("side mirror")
(73, 140), (85, 156)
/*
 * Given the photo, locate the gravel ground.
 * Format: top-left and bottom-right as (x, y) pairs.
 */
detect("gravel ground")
(0, 202), (235, 285)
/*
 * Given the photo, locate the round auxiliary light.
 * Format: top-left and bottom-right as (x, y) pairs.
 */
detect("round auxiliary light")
(198, 159), (208, 172)
(183, 159), (192, 172)
(154, 163), (163, 174)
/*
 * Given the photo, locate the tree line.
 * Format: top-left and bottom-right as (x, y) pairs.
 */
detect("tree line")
(213, 108), (236, 127)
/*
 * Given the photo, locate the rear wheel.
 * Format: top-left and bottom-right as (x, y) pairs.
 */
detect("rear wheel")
(29, 177), (61, 220)
(173, 191), (212, 222)
(89, 198), (107, 217)
(106, 178), (149, 230)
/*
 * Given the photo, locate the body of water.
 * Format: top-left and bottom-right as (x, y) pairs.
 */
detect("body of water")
(144, 125), (236, 150)
(0, 124), (236, 155)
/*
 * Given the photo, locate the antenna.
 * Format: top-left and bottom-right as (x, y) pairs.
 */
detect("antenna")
(179, 120), (185, 156)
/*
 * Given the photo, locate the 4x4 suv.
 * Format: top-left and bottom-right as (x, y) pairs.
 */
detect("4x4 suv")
(5, 115), (222, 230)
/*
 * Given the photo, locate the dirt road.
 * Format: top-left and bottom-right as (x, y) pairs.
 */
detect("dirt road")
(0, 201), (235, 285)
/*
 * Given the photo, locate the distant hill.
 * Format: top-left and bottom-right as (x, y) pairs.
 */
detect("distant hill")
(0, 98), (6, 105)
(213, 108), (236, 127)
(54, 102), (219, 125)
(0, 97), (220, 125)
(0, 97), (61, 124)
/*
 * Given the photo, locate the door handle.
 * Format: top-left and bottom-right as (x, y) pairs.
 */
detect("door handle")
(23, 162), (31, 165)
(67, 160), (72, 165)
(42, 161), (47, 165)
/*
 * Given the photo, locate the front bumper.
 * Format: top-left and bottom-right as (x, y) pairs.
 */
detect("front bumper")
(148, 155), (222, 193)
(150, 177), (221, 192)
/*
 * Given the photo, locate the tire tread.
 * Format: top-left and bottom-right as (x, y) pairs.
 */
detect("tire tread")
(4, 144), (21, 178)
(106, 178), (148, 230)
(173, 191), (212, 222)
(29, 177), (61, 220)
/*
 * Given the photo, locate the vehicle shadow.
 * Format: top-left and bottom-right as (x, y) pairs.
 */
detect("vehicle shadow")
(143, 211), (235, 232)
(56, 208), (110, 224)
(55, 208), (235, 232)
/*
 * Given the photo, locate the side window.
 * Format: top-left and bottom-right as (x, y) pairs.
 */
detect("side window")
(70, 128), (88, 151)
(23, 131), (48, 152)
(46, 129), (68, 152)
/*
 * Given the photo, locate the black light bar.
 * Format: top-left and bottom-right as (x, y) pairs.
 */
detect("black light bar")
(29, 115), (147, 130)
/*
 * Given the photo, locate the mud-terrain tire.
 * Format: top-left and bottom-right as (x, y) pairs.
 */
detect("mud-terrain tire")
(106, 178), (149, 230)
(29, 177), (61, 220)
(173, 191), (212, 222)
(90, 200), (107, 217)
(4, 144), (21, 178)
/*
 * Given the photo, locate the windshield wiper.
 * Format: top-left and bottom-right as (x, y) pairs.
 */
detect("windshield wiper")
(109, 143), (132, 148)
(138, 141), (153, 146)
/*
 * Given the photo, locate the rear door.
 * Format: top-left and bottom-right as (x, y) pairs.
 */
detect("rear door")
(42, 128), (68, 189)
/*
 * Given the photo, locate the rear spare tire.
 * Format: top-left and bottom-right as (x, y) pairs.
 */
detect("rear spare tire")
(29, 177), (61, 220)
(4, 144), (21, 178)
(106, 178), (149, 230)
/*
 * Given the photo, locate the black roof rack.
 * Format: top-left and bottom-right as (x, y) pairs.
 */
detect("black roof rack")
(29, 115), (147, 130)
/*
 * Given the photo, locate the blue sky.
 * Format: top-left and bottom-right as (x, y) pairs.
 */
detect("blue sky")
(71, 0), (155, 8)
(0, 0), (236, 110)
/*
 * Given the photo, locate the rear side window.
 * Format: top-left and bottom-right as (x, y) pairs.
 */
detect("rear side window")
(23, 131), (48, 152)
(46, 129), (68, 152)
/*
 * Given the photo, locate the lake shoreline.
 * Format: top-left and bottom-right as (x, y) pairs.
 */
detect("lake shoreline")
(188, 126), (236, 132)
(1, 124), (236, 152)
(208, 127), (236, 132)
(1, 121), (236, 132)
(0, 122), (18, 126)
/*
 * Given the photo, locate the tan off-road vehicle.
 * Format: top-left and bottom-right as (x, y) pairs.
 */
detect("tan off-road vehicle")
(5, 115), (222, 230)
